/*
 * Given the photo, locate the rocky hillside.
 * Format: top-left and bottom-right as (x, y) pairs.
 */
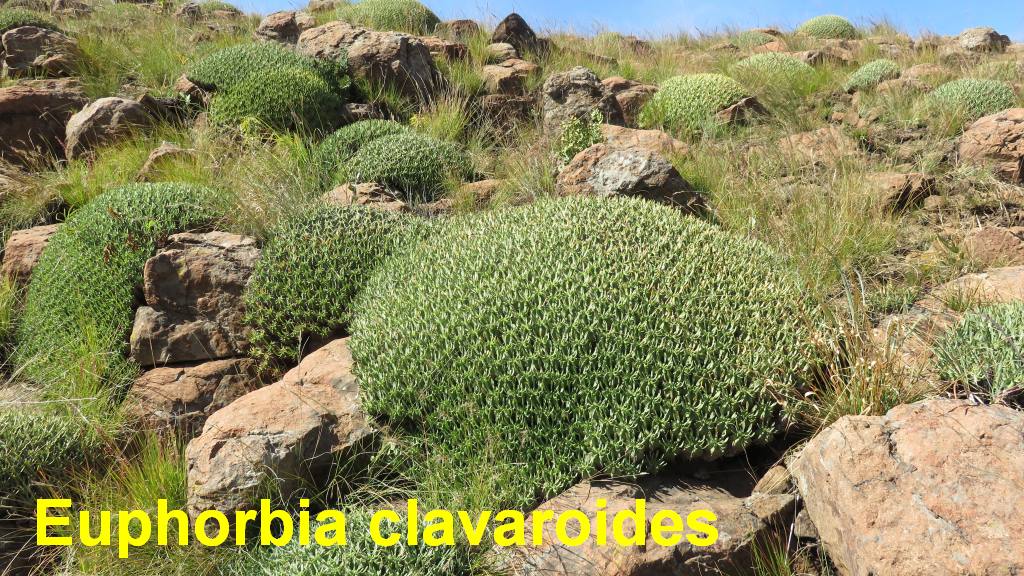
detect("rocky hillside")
(1, 1), (1024, 575)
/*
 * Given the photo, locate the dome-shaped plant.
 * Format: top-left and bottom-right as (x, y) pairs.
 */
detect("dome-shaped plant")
(0, 7), (59, 34)
(1, 409), (97, 506)
(336, 0), (440, 35)
(797, 15), (858, 39)
(344, 132), (473, 202)
(244, 205), (425, 366)
(732, 52), (815, 81)
(351, 196), (818, 507)
(928, 78), (1015, 120)
(208, 67), (345, 132)
(15, 183), (218, 394)
(186, 42), (348, 93)
(640, 73), (750, 135)
(318, 119), (410, 185)
(935, 302), (1024, 402)
(843, 59), (901, 92)
(733, 30), (777, 49)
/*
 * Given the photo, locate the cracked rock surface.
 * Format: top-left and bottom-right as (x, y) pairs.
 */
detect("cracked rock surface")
(789, 399), (1024, 576)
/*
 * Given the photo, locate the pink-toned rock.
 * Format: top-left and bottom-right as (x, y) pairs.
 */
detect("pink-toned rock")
(0, 77), (86, 167)
(126, 358), (265, 438)
(1, 26), (77, 77)
(753, 38), (788, 52)
(903, 63), (946, 80)
(130, 232), (259, 368)
(963, 226), (1024, 266)
(867, 171), (937, 211)
(254, 10), (316, 43)
(185, 338), (372, 515)
(64, 97), (154, 159)
(716, 96), (766, 124)
(324, 182), (408, 212)
(297, 20), (438, 101)
(417, 35), (467, 61)
(916, 265), (1024, 312)
(599, 124), (688, 157)
(790, 399), (1024, 576)
(173, 73), (209, 105)
(442, 19), (479, 41)
(481, 58), (538, 95)
(958, 26), (1010, 52)
(958, 108), (1024, 183)
(601, 76), (658, 126)
(778, 126), (860, 165)
(0, 224), (59, 287)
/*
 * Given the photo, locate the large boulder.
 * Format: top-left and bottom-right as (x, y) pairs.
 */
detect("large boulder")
(790, 399), (1024, 576)
(185, 338), (373, 515)
(601, 76), (657, 126)
(599, 124), (688, 157)
(126, 358), (265, 439)
(64, 97), (154, 159)
(497, 470), (792, 575)
(556, 143), (702, 210)
(130, 232), (259, 368)
(491, 12), (546, 55)
(1, 26), (77, 77)
(0, 78), (85, 167)
(254, 10), (316, 43)
(481, 58), (537, 95)
(958, 108), (1024, 183)
(0, 224), (59, 288)
(541, 66), (624, 135)
(916, 265), (1024, 312)
(963, 226), (1024, 266)
(297, 20), (438, 101)
(958, 26), (1010, 52)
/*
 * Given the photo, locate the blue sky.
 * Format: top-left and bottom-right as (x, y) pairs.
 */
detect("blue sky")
(238, 0), (1024, 40)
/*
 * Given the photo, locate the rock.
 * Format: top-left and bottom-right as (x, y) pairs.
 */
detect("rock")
(716, 96), (767, 124)
(0, 78), (86, 167)
(324, 182), (408, 212)
(480, 93), (534, 129)
(556, 143), (702, 211)
(752, 465), (791, 495)
(481, 58), (538, 95)
(457, 178), (501, 206)
(338, 101), (387, 124)
(778, 126), (860, 165)
(173, 73), (209, 105)
(958, 108), (1024, 183)
(958, 26), (1010, 52)
(746, 492), (795, 525)
(867, 172), (937, 212)
(599, 124), (688, 157)
(64, 97), (154, 159)
(622, 35), (653, 56)
(136, 142), (196, 181)
(491, 12), (545, 55)
(1, 26), (77, 77)
(875, 77), (930, 95)
(601, 76), (657, 126)
(753, 38), (789, 52)
(417, 35), (467, 61)
(50, 0), (91, 16)
(0, 224), (59, 288)
(305, 0), (339, 11)
(254, 10), (316, 43)
(963, 226), (1024, 266)
(903, 63), (946, 80)
(793, 509), (818, 540)
(497, 471), (782, 575)
(442, 19), (479, 41)
(542, 66), (624, 135)
(185, 338), (373, 515)
(130, 232), (259, 368)
(788, 49), (848, 66)
(485, 41), (517, 62)
(175, 0), (241, 21)
(790, 399), (1024, 576)
(126, 359), (264, 439)
(917, 265), (1024, 312)
(297, 21), (438, 101)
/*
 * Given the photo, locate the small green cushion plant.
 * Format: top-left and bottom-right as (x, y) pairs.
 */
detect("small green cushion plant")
(317, 119), (410, 186)
(733, 30), (777, 49)
(732, 52), (815, 81)
(935, 302), (1024, 402)
(244, 205), (424, 366)
(15, 183), (218, 396)
(0, 409), (97, 507)
(186, 42), (349, 94)
(928, 78), (1016, 120)
(335, 0), (441, 35)
(351, 196), (818, 507)
(796, 15), (858, 39)
(843, 59), (901, 92)
(640, 73), (750, 135)
(344, 132), (473, 202)
(208, 67), (346, 132)
(0, 7), (59, 34)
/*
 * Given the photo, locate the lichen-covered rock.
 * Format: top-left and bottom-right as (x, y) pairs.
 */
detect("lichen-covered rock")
(791, 399), (1024, 576)
(485, 41), (516, 62)
(958, 107), (1024, 183)
(482, 57), (537, 95)
(958, 26), (1009, 52)
(0, 224), (59, 288)
(254, 10), (315, 43)
(556, 143), (701, 209)
(1, 25), (76, 76)
(541, 66), (624, 134)
(185, 338), (372, 515)
(64, 97), (153, 159)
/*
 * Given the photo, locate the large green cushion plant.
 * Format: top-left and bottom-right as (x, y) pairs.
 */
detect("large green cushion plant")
(640, 73), (750, 135)
(0, 7), (59, 34)
(935, 302), (1024, 402)
(843, 59), (900, 93)
(732, 52), (815, 82)
(732, 30), (777, 49)
(796, 15), (858, 39)
(244, 205), (424, 366)
(186, 42), (349, 93)
(335, 0), (440, 35)
(15, 183), (218, 396)
(317, 119), (409, 186)
(0, 409), (97, 508)
(928, 78), (1016, 121)
(208, 67), (346, 132)
(351, 196), (818, 507)
(344, 132), (473, 202)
